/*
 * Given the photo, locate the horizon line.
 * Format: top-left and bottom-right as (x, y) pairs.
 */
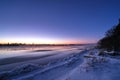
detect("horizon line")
(0, 42), (96, 45)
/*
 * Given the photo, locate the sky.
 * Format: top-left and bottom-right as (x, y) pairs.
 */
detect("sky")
(0, 0), (120, 44)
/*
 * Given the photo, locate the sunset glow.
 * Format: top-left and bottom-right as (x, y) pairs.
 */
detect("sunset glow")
(0, 0), (119, 45)
(0, 38), (88, 44)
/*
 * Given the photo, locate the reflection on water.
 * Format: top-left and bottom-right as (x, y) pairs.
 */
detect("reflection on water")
(0, 46), (81, 51)
(0, 45), (91, 59)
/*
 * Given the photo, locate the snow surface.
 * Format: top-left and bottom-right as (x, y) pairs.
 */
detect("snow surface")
(0, 49), (88, 80)
(0, 47), (120, 80)
(59, 49), (120, 80)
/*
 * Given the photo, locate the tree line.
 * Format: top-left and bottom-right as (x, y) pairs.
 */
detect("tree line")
(98, 19), (120, 52)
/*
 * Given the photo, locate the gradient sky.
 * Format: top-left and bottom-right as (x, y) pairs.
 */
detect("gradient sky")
(0, 0), (120, 44)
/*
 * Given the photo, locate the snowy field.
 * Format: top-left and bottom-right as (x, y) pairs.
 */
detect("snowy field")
(0, 45), (120, 80)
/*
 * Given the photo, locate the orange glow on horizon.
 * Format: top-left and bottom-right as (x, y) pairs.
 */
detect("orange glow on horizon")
(0, 38), (96, 44)
(0, 40), (82, 44)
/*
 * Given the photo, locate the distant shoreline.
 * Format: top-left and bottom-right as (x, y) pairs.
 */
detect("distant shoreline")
(0, 43), (95, 47)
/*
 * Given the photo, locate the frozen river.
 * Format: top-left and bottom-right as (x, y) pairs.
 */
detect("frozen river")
(0, 45), (92, 71)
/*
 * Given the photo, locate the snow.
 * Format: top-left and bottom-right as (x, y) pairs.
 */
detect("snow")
(0, 49), (88, 80)
(0, 46), (120, 80)
(59, 49), (120, 80)
(0, 49), (81, 71)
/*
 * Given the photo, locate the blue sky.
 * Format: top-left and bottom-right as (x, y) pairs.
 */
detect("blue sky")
(0, 0), (120, 44)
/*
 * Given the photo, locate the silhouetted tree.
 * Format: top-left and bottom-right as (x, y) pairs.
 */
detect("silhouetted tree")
(98, 19), (120, 51)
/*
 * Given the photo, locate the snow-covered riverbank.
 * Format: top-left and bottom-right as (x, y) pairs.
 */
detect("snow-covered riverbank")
(0, 49), (89, 80)
(1, 47), (120, 80)
(59, 49), (120, 80)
